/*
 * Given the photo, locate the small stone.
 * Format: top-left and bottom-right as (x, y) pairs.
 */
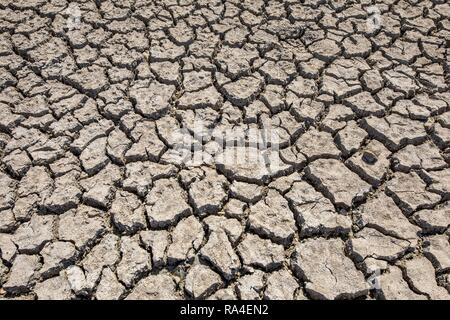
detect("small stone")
(346, 140), (391, 186)
(362, 152), (377, 164)
(360, 257), (389, 275)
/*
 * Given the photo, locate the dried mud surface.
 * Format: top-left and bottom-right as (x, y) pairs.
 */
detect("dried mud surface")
(0, 0), (449, 300)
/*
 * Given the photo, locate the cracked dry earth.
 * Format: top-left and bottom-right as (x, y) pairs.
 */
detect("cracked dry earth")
(0, 0), (450, 301)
